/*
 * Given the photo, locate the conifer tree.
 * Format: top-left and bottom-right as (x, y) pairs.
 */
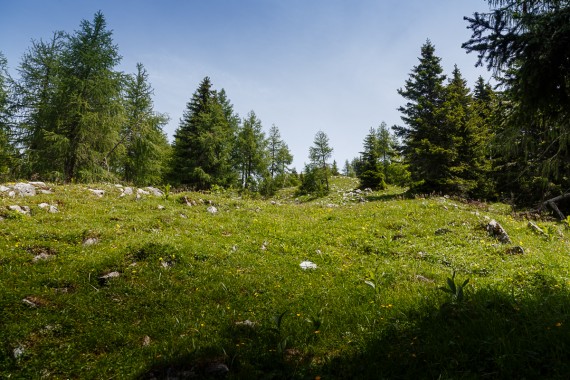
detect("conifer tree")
(395, 40), (450, 193)
(308, 130), (333, 191)
(59, 12), (124, 182)
(116, 63), (170, 185)
(170, 77), (236, 189)
(0, 52), (15, 179)
(235, 110), (268, 190)
(358, 127), (386, 190)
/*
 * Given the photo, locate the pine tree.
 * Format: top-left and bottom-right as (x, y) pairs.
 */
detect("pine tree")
(395, 40), (450, 193)
(267, 124), (293, 189)
(376, 122), (398, 183)
(170, 77), (236, 189)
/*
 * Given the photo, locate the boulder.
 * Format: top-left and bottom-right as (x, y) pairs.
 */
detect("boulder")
(145, 186), (164, 197)
(14, 183), (36, 197)
(207, 206), (218, 214)
(486, 219), (511, 244)
(8, 205), (30, 215)
(0, 185), (10, 192)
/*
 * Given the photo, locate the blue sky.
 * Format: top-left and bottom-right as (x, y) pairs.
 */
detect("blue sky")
(1, 0), (491, 170)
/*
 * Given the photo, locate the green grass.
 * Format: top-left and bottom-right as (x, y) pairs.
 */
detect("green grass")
(1, 178), (569, 379)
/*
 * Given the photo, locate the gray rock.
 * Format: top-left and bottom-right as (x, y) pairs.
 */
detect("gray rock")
(137, 188), (150, 195)
(33, 253), (54, 262)
(38, 203), (50, 210)
(28, 181), (48, 189)
(0, 185), (10, 192)
(207, 206), (218, 214)
(123, 187), (133, 195)
(49, 205), (59, 213)
(83, 237), (99, 246)
(486, 219), (511, 244)
(8, 191), (15, 197)
(8, 205), (30, 215)
(157, 205), (166, 210)
(145, 186), (164, 196)
(14, 183), (36, 197)
(39, 189), (53, 194)
(89, 189), (105, 197)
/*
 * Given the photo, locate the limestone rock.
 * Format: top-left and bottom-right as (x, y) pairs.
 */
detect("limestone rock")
(89, 189), (105, 197)
(486, 219), (511, 244)
(300, 261), (317, 270)
(8, 205), (30, 215)
(145, 186), (164, 197)
(207, 206), (218, 214)
(38, 203), (50, 210)
(0, 185), (10, 192)
(137, 188), (150, 195)
(14, 182), (36, 197)
(83, 237), (99, 246)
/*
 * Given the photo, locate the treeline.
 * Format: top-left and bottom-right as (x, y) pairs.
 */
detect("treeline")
(2, 1), (570, 207)
(0, 12), (295, 193)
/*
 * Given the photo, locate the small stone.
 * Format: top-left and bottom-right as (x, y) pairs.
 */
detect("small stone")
(98, 271), (120, 285)
(486, 219), (511, 244)
(8, 205), (30, 215)
(235, 319), (256, 328)
(300, 261), (317, 270)
(0, 185), (10, 192)
(123, 187), (133, 195)
(28, 181), (48, 189)
(83, 237), (99, 246)
(49, 205), (59, 213)
(13, 345), (25, 359)
(142, 335), (151, 347)
(506, 246), (525, 255)
(8, 191), (15, 197)
(40, 189), (53, 194)
(89, 189), (105, 197)
(38, 203), (50, 210)
(157, 205), (165, 210)
(137, 188), (150, 195)
(207, 206), (218, 214)
(415, 274), (435, 283)
(33, 253), (54, 262)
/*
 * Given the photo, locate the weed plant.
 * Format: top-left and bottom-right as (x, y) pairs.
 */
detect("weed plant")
(0, 179), (569, 378)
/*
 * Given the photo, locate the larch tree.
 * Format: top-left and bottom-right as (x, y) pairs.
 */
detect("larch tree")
(117, 63), (170, 185)
(300, 130), (333, 194)
(235, 110), (268, 190)
(0, 52), (15, 179)
(58, 11), (124, 182)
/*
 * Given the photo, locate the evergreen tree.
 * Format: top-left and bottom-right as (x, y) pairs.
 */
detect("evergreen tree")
(116, 63), (170, 185)
(0, 52), (15, 179)
(170, 77), (236, 189)
(395, 40), (450, 193)
(463, 0), (570, 203)
(342, 159), (355, 177)
(308, 130), (333, 191)
(59, 12), (124, 182)
(331, 160), (340, 176)
(377, 122), (397, 182)
(235, 110), (268, 190)
(15, 32), (66, 180)
(358, 127), (386, 190)
(266, 124), (294, 189)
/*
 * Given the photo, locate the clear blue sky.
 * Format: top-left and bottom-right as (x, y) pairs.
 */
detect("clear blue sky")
(0, 0), (491, 171)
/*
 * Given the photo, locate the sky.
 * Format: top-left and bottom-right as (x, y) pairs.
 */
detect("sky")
(0, 0), (492, 171)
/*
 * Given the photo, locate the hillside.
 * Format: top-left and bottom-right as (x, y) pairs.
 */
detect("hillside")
(1, 178), (569, 379)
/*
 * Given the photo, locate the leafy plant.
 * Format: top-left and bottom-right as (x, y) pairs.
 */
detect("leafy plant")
(439, 271), (469, 303)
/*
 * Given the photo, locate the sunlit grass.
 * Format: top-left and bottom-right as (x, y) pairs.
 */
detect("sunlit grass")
(1, 178), (569, 378)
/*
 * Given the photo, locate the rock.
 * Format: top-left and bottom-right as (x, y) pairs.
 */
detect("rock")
(8, 205), (30, 215)
(89, 189), (105, 197)
(115, 184), (123, 188)
(33, 253), (54, 262)
(83, 237), (99, 246)
(29, 181), (49, 190)
(49, 205), (59, 213)
(39, 189), (53, 194)
(207, 206), (218, 214)
(137, 188), (150, 195)
(235, 320), (256, 328)
(22, 296), (47, 308)
(98, 271), (120, 286)
(506, 246), (525, 255)
(123, 187), (133, 195)
(8, 191), (15, 197)
(485, 219), (511, 244)
(142, 335), (151, 347)
(13, 345), (25, 359)
(14, 182), (36, 197)
(415, 274), (435, 283)
(300, 261), (317, 270)
(528, 221), (546, 236)
(38, 203), (50, 210)
(157, 205), (166, 210)
(204, 363), (229, 377)
(145, 187), (164, 197)
(0, 185), (10, 192)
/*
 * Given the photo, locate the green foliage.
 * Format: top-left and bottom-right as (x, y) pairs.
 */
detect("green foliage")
(235, 110), (269, 191)
(0, 52), (15, 180)
(439, 271), (470, 303)
(297, 164), (329, 196)
(169, 77), (237, 189)
(464, 1), (570, 203)
(305, 130), (333, 193)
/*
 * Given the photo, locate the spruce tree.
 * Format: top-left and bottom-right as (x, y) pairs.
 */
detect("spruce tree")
(308, 131), (333, 191)
(395, 40), (450, 193)
(358, 127), (386, 190)
(170, 77), (236, 189)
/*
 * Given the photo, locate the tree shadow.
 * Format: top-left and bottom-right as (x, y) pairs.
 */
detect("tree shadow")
(321, 284), (570, 379)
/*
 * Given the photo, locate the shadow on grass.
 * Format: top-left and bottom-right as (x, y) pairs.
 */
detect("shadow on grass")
(322, 284), (570, 379)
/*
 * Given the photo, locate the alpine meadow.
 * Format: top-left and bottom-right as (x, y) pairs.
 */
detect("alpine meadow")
(1, 1), (570, 379)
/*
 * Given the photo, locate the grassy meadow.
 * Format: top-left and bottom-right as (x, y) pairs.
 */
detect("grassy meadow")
(1, 177), (569, 379)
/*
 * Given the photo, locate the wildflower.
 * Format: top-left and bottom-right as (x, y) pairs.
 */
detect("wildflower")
(555, 322), (562, 327)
